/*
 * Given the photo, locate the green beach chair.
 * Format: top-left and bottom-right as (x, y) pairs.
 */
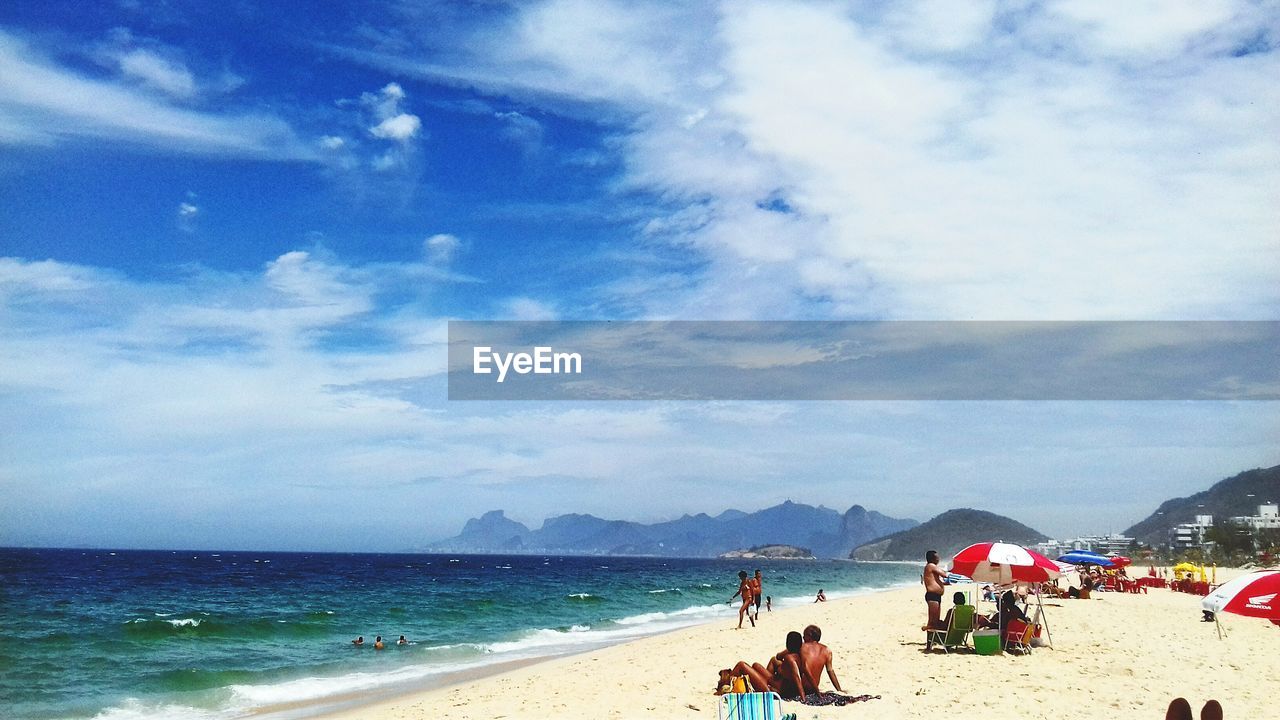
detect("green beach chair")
(719, 691), (790, 720)
(926, 604), (976, 653)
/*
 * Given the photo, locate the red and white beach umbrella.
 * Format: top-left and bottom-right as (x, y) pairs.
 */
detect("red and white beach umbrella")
(1203, 570), (1280, 623)
(950, 542), (1062, 585)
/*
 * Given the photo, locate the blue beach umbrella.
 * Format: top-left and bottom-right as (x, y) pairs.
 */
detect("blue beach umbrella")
(1056, 551), (1114, 567)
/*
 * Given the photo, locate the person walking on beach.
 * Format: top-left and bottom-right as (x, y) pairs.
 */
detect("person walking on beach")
(729, 570), (756, 628)
(750, 570), (764, 621)
(922, 550), (948, 631)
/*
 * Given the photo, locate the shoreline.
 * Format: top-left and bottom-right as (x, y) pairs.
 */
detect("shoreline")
(306, 566), (1276, 719)
(261, 579), (921, 720)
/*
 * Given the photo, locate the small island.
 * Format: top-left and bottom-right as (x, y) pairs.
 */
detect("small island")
(718, 544), (816, 560)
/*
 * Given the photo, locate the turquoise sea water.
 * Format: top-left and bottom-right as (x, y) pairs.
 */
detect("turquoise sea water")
(0, 548), (919, 719)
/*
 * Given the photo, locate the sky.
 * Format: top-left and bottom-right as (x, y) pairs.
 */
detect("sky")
(1, 0), (1277, 551)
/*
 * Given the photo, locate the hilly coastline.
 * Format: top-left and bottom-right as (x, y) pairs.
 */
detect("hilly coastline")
(430, 464), (1277, 561)
(1123, 464), (1280, 546)
(429, 501), (917, 558)
(850, 508), (1048, 561)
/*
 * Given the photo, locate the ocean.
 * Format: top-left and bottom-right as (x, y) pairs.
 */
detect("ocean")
(0, 548), (920, 719)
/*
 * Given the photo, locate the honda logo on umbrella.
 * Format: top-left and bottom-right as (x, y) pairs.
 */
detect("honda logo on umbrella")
(1246, 592), (1275, 610)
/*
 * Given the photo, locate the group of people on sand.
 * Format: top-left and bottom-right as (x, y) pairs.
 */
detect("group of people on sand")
(728, 570), (770, 628)
(351, 634), (408, 649)
(717, 625), (842, 700)
(921, 550), (1037, 651)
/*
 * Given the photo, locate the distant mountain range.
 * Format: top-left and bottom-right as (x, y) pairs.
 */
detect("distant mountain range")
(428, 501), (918, 558)
(1123, 464), (1280, 546)
(849, 508), (1048, 561)
(428, 463), (1278, 560)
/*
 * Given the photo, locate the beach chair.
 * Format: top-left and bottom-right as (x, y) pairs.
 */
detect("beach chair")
(1004, 621), (1035, 655)
(926, 604), (976, 653)
(718, 691), (788, 720)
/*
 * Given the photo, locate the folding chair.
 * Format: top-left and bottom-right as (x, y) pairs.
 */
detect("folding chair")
(926, 604), (976, 653)
(1005, 621), (1035, 655)
(719, 691), (789, 720)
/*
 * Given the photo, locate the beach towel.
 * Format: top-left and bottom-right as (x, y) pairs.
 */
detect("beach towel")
(796, 692), (880, 706)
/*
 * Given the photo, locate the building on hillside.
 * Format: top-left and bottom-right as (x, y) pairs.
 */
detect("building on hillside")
(1170, 514), (1214, 550)
(1034, 534), (1136, 557)
(1228, 503), (1280, 531)
(1031, 540), (1067, 558)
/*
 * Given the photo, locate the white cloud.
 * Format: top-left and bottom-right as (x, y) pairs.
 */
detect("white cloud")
(1040, 0), (1241, 57)
(177, 200), (199, 231)
(880, 0), (997, 53)
(362, 0), (1280, 321)
(370, 112), (421, 141)
(338, 81), (423, 170)
(117, 48), (197, 98)
(501, 296), (559, 320)
(425, 233), (461, 263)
(0, 31), (313, 158)
(2, 252), (1276, 548)
(496, 110), (544, 155)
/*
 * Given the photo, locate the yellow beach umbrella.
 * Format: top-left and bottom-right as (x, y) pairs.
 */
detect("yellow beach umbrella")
(1172, 562), (1198, 576)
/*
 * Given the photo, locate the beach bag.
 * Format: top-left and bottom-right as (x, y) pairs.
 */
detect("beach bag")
(731, 675), (750, 693)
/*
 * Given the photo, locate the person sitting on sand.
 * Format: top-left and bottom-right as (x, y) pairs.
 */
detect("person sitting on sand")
(940, 591), (971, 628)
(397, 635), (408, 644)
(798, 624), (843, 694)
(814, 589), (826, 602)
(728, 571), (756, 629)
(988, 591), (1031, 646)
(374, 635), (385, 650)
(352, 636), (364, 646)
(727, 631), (808, 699)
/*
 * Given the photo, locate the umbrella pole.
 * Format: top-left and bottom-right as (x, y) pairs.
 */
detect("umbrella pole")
(1036, 590), (1053, 648)
(1215, 615), (1223, 640)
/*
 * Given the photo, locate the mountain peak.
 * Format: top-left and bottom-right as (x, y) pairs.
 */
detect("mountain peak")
(850, 507), (1046, 562)
(433, 501), (915, 557)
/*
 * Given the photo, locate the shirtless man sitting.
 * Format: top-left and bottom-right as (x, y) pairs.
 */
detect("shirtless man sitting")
(798, 624), (842, 695)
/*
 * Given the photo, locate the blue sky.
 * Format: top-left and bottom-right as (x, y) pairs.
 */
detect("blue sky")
(1, 1), (1277, 551)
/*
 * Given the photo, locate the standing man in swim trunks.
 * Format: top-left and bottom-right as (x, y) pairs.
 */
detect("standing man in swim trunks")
(922, 550), (948, 631)
(728, 570), (756, 629)
(750, 570), (764, 621)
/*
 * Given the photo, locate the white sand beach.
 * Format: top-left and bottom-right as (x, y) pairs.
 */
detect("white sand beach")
(319, 567), (1275, 719)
